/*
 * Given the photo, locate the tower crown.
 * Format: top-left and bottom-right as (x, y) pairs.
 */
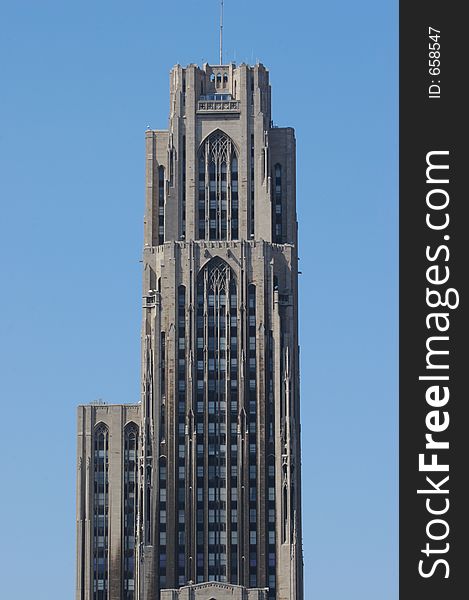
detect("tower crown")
(144, 63), (296, 248)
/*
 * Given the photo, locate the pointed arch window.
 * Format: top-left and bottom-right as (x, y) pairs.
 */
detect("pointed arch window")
(123, 423), (138, 599)
(195, 259), (238, 582)
(93, 424), (109, 600)
(198, 131), (239, 241)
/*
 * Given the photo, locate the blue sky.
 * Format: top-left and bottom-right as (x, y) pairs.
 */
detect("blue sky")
(0, 1), (397, 598)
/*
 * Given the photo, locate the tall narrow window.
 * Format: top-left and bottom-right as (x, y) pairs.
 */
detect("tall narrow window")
(273, 164), (283, 242)
(196, 259), (237, 582)
(123, 424), (138, 599)
(267, 454), (276, 600)
(198, 131), (238, 241)
(177, 285), (186, 580)
(93, 424), (109, 600)
(266, 330), (276, 597)
(158, 166), (165, 244)
(158, 331), (167, 587)
(247, 283), (257, 587)
(158, 456), (167, 585)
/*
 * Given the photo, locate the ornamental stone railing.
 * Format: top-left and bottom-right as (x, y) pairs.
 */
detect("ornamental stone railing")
(197, 100), (241, 113)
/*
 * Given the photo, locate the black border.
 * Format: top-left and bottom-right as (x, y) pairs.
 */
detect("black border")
(400, 3), (468, 598)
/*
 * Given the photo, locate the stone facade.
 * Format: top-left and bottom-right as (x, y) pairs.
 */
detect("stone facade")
(76, 403), (141, 600)
(77, 62), (303, 600)
(160, 581), (268, 600)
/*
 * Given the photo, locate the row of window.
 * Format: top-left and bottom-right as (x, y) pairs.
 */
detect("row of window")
(198, 132), (239, 240)
(153, 260), (278, 591)
(92, 423), (138, 600)
(156, 137), (284, 246)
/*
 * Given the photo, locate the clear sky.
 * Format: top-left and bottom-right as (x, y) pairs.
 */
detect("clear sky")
(0, 1), (397, 598)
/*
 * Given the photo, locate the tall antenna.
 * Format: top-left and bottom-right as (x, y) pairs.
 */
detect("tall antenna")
(219, 0), (224, 64)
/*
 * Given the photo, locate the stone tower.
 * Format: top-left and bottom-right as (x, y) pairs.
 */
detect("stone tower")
(77, 62), (303, 600)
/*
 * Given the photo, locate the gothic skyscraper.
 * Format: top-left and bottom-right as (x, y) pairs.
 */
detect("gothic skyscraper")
(77, 61), (303, 600)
